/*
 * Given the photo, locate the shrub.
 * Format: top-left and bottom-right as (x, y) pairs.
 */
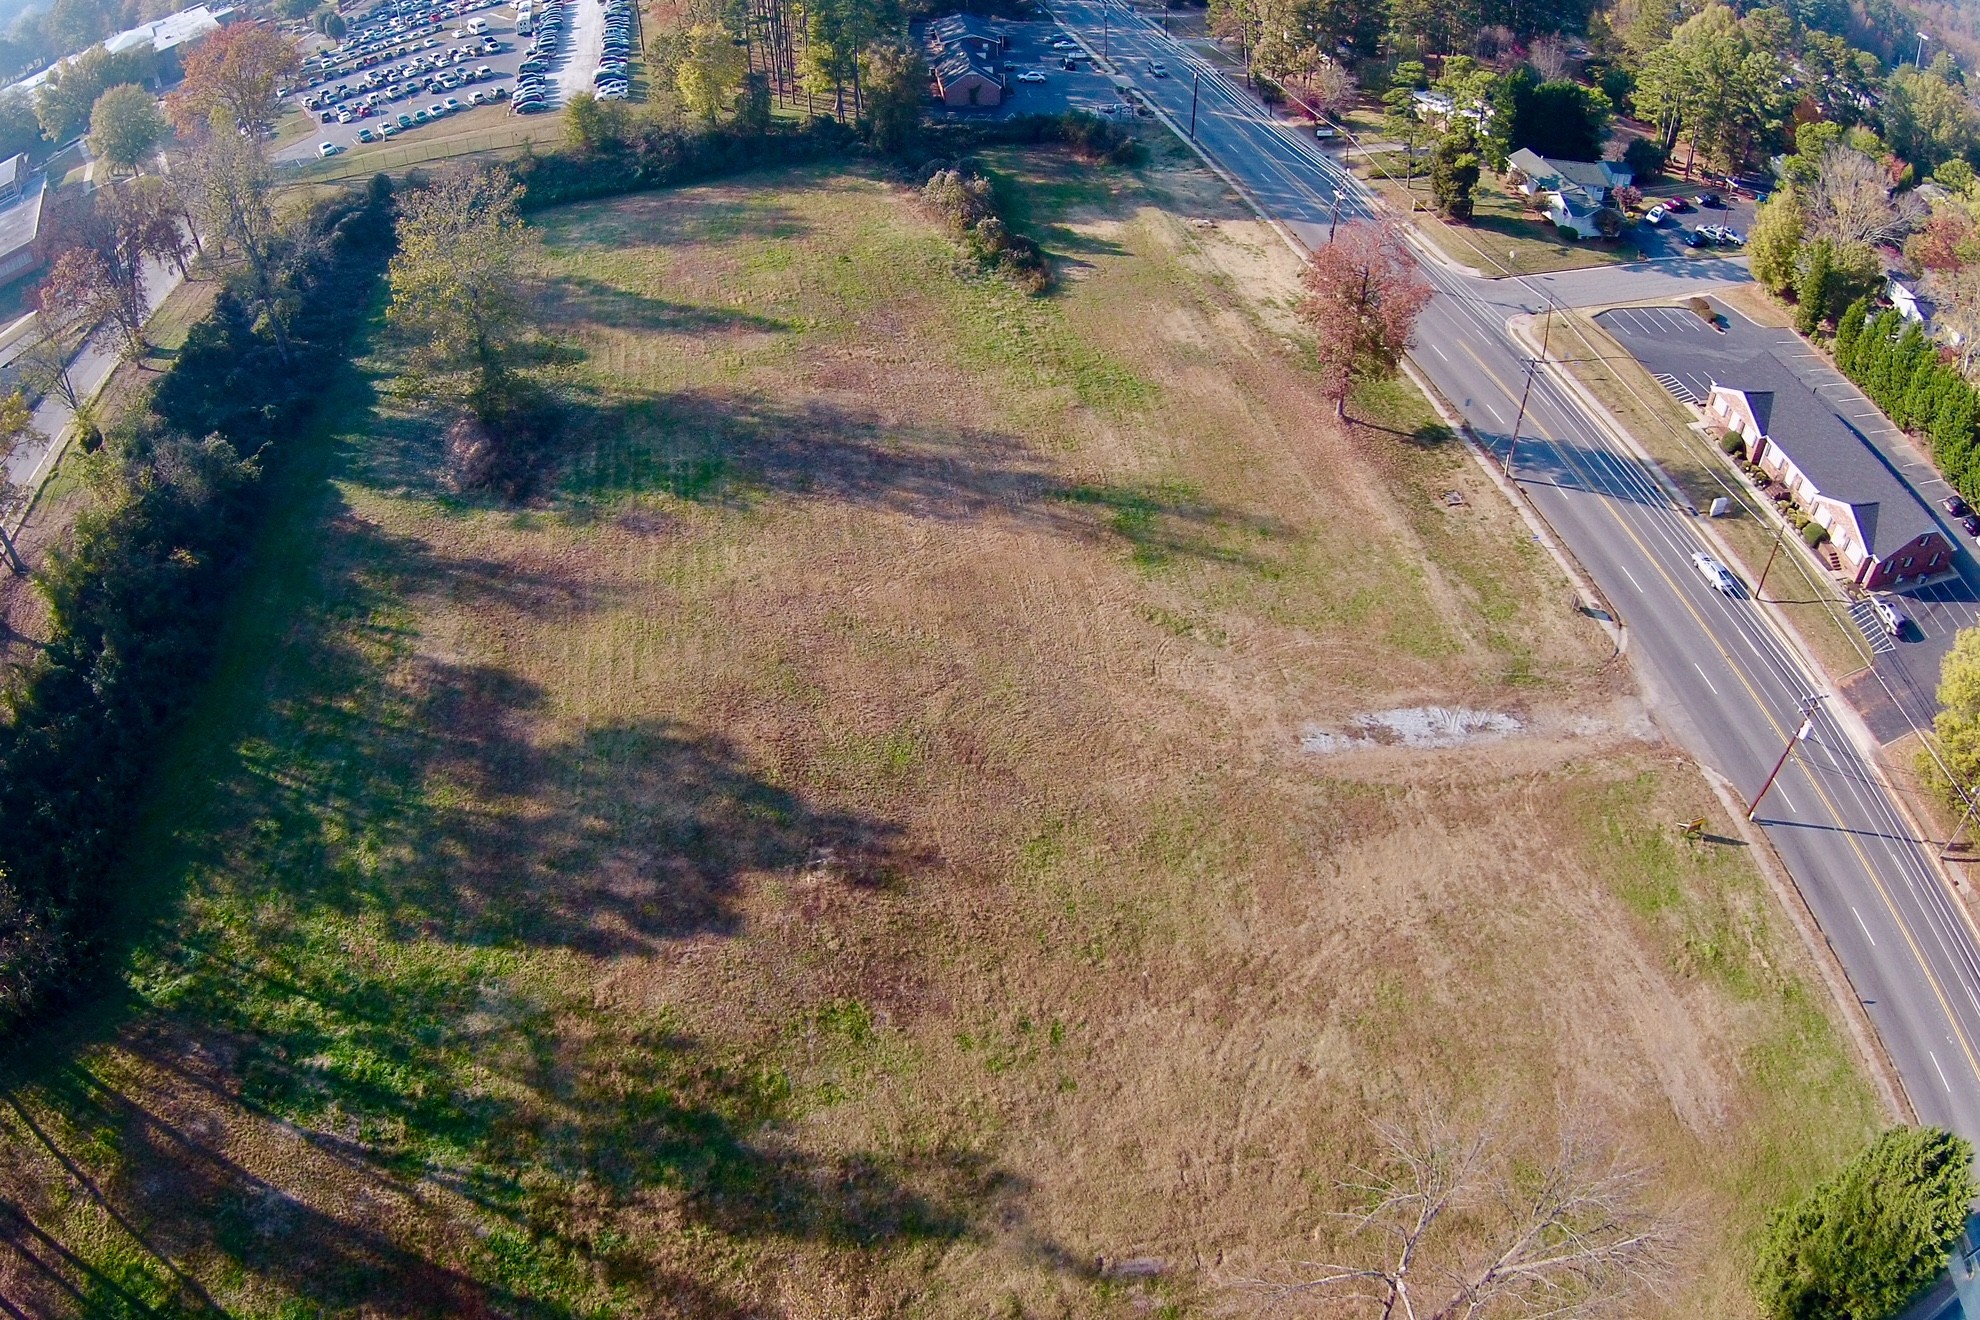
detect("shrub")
(1718, 431), (1746, 458)
(1801, 521), (1829, 547)
(1622, 135), (1666, 181)
(1556, 224), (1579, 240)
(0, 179), (398, 1034)
(1753, 1126), (1974, 1320)
(922, 167), (1051, 293)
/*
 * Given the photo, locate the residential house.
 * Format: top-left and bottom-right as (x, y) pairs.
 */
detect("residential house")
(925, 13), (1005, 108)
(1505, 146), (1632, 238)
(1890, 275), (1967, 352)
(1706, 354), (1955, 590)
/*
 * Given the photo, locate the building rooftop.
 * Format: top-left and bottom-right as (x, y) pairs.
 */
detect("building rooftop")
(933, 46), (1001, 86)
(1713, 353), (1943, 557)
(926, 13), (1002, 50)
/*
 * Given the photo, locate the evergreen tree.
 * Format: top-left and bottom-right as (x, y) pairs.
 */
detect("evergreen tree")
(1931, 382), (1978, 471)
(1884, 324), (1932, 426)
(1796, 238), (1835, 336)
(1835, 296), (1869, 371)
(1754, 1126), (1976, 1320)
(1430, 121), (1481, 222)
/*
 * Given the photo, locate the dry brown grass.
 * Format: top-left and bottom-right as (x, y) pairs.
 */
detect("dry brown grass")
(0, 151), (1880, 1318)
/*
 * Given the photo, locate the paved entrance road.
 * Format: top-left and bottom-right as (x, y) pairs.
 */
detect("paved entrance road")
(1051, 0), (1980, 1138)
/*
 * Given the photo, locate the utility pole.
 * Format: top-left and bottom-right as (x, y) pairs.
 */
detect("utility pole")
(1942, 782), (1980, 860)
(1189, 69), (1199, 137)
(1503, 291), (1552, 479)
(1328, 188), (1342, 241)
(1754, 517), (1787, 602)
(1103, 4), (1109, 61)
(1747, 697), (1823, 820)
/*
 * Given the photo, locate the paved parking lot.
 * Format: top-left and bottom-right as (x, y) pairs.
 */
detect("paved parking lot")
(1627, 185), (1757, 261)
(927, 21), (1142, 122)
(1595, 298), (1977, 737)
(277, 0), (623, 161)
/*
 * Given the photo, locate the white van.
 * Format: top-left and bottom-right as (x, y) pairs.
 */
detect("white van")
(466, 17), (489, 32)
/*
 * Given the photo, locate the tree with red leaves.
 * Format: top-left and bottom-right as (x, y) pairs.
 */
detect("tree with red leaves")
(1298, 222), (1432, 419)
(165, 21), (299, 139)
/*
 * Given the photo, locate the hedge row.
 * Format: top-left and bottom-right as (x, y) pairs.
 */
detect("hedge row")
(1836, 298), (1980, 500)
(0, 177), (398, 1036)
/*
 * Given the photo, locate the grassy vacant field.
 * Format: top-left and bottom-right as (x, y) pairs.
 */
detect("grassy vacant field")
(0, 144), (1881, 1317)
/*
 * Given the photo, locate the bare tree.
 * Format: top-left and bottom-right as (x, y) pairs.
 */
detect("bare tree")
(15, 308), (87, 415)
(1242, 1118), (1674, 1319)
(1292, 61), (1358, 124)
(1528, 36), (1570, 81)
(1807, 145), (1926, 248)
(178, 111), (286, 358)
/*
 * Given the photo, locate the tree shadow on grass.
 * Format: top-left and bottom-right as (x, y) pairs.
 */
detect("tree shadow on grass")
(543, 272), (794, 336)
(555, 386), (1289, 570)
(534, 190), (813, 253)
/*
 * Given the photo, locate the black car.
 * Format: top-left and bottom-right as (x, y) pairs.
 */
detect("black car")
(1947, 494), (1972, 517)
(1962, 514), (1980, 537)
(1697, 192), (1727, 208)
(1681, 228), (1705, 248)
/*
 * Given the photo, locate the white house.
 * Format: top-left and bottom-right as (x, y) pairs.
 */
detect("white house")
(1891, 275), (1967, 351)
(1505, 147), (1632, 238)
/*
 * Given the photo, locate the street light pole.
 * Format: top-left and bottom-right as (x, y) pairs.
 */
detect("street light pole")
(1328, 188), (1342, 241)
(1747, 697), (1824, 820)
(1918, 30), (1930, 65)
(1189, 70), (1199, 137)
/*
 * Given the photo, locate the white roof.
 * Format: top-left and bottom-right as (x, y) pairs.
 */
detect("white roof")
(104, 5), (232, 56)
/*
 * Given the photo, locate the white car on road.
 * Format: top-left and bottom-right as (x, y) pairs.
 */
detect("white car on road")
(1691, 551), (1740, 596)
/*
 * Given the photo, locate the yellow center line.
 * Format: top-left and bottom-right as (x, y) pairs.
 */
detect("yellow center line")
(1459, 341), (1980, 1096)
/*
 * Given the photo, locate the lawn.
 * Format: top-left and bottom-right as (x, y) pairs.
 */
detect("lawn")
(0, 147), (1882, 1317)
(1351, 151), (1645, 275)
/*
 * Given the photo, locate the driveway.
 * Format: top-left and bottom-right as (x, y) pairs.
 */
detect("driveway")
(1594, 297), (1974, 736)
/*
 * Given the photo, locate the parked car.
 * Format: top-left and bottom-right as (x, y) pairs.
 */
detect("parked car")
(1681, 228), (1704, 248)
(1961, 513), (1979, 537)
(1697, 192), (1726, 208)
(1644, 204), (1668, 225)
(1873, 597), (1909, 637)
(1691, 551), (1740, 597)
(1944, 494), (1970, 517)
(1017, 68), (1047, 82)
(357, 126), (378, 142)
(318, 141), (341, 157)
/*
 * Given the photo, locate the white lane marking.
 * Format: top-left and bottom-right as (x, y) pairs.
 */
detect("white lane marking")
(1853, 906), (1877, 946)
(1777, 783), (1797, 812)
(1933, 1050), (1953, 1092)
(1619, 563), (1644, 592)
(1429, 343), (1448, 361)
(1694, 662), (1719, 695)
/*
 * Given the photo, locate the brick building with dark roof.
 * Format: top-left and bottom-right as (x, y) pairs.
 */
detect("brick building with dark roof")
(1706, 354), (1955, 590)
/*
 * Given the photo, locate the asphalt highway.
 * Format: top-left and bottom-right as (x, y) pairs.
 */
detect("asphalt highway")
(1050, 0), (1980, 1137)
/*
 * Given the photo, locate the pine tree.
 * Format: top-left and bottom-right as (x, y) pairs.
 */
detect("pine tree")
(1796, 239), (1835, 337)
(1932, 381), (1980, 473)
(1835, 297), (1869, 372)
(1429, 121), (1481, 223)
(1886, 324), (1932, 427)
